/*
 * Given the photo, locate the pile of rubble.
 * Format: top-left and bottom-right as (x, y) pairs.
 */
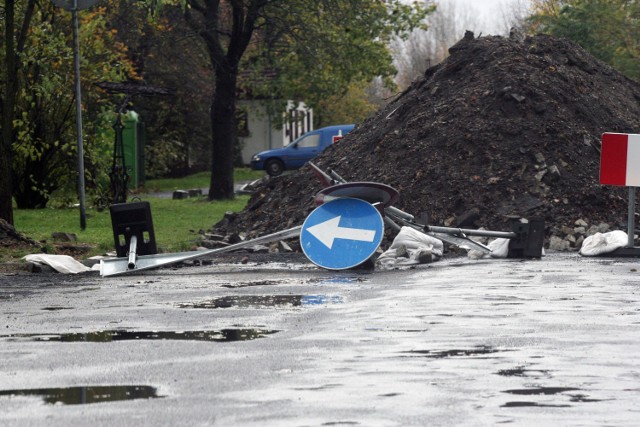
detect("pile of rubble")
(214, 33), (640, 252)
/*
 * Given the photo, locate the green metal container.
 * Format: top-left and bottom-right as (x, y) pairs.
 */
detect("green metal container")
(122, 110), (146, 188)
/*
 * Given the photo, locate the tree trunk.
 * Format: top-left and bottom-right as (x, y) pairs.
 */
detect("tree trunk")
(2, 0), (35, 223)
(208, 69), (237, 200)
(185, 0), (262, 199)
(1, 0), (16, 225)
(0, 152), (12, 225)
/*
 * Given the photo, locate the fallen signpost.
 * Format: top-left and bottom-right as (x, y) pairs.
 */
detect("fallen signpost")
(100, 163), (545, 277)
(100, 225), (302, 277)
(301, 197), (384, 270)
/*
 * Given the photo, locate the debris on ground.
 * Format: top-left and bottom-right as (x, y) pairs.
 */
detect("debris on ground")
(213, 33), (640, 252)
(579, 230), (628, 256)
(22, 254), (93, 274)
(376, 226), (443, 269)
(1, 219), (97, 272)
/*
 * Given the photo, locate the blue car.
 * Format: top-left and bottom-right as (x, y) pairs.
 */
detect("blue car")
(251, 124), (355, 176)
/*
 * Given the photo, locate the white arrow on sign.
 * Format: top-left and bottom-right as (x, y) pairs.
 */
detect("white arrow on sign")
(306, 216), (376, 249)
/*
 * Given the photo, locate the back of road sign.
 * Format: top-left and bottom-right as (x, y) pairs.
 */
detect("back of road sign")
(314, 182), (399, 207)
(301, 198), (384, 270)
(600, 132), (640, 186)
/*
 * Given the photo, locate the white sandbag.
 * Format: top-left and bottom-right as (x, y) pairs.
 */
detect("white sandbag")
(468, 238), (510, 259)
(376, 226), (443, 269)
(389, 226), (444, 253)
(489, 238), (511, 258)
(579, 230), (628, 256)
(23, 254), (91, 274)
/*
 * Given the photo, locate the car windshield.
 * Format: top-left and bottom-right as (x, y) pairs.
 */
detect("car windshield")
(288, 133), (320, 148)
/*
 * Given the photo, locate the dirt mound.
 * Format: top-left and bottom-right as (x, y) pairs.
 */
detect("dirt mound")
(217, 33), (640, 246)
(0, 219), (41, 249)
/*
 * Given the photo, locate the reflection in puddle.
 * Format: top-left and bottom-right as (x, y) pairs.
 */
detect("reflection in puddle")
(404, 345), (505, 358)
(0, 385), (161, 405)
(0, 329), (278, 342)
(179, 294), (342, 309)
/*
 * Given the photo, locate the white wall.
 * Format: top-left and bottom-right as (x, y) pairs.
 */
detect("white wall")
(238, 101), (313, 165)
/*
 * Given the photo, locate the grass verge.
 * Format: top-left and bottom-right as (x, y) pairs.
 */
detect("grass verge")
(139, 168), (264, 193)
(3, 170), (261, 263)
(7, 195), (250, 262)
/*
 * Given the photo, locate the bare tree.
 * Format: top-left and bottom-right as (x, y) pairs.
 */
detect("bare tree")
(392, 0), (535, 89)
(393, 0), (475, 89)
(494, 0), (533, 35)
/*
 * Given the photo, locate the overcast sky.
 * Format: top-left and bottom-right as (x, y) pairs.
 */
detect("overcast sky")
(438, 0), (532, 35)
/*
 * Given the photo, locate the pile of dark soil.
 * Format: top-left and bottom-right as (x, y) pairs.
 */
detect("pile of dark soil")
(217, 33), (640, 246)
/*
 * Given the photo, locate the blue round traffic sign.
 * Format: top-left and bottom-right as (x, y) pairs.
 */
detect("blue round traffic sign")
(301, 198), (384, 270)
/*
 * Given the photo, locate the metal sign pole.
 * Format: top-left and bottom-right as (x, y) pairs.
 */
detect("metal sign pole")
(52, 0), (100, 229)
(628, 187), (636, 247)
(609, 186), (640, 256)
(100, 225), (303, 277)
(72, 0), (87, 230)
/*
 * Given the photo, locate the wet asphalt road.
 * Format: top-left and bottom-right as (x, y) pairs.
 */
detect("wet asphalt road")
(1, 252), (639, 426)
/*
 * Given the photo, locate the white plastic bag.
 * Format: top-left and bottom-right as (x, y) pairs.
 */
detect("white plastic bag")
(468, 238), (510, 259)
(579, 230), (628, 256)
(23, 254), (91, 274)
(376, 226), (443, 269)
(488, 238), (511, 258)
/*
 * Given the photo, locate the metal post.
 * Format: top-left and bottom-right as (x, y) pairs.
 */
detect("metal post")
(629, 187), (636, 248)
(127, 235), (138, 270)
(72, 2), (87, 230)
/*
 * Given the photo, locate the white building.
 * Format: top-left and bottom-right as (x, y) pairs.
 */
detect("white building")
(237, 100), (313, 165)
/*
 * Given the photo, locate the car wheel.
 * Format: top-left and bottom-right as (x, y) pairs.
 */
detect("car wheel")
(265, 159), (284, 176)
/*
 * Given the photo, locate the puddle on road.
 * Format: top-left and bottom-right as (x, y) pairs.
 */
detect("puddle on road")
(321, 421), (359, 426)
(0, 328), (278, 342)
(403, 345), (506, 358)
(292, 383), (342, 391)
(503, 387), (580, 395)
(316, 276), (369, 285)
(568, 393), (605, 403)
(501, 401), (572, 408)
(496, 366), (551, 378)
(220, 280), (281, 289)
(365, 328), (430, 333)
(500, 387), (603, 407)
(0, 385), (162, 405)
(178, 294), (343, 309)
(218, 276), (367, 289)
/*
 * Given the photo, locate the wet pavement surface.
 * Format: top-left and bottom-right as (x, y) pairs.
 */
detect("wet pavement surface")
(1, 252), (639, 426)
